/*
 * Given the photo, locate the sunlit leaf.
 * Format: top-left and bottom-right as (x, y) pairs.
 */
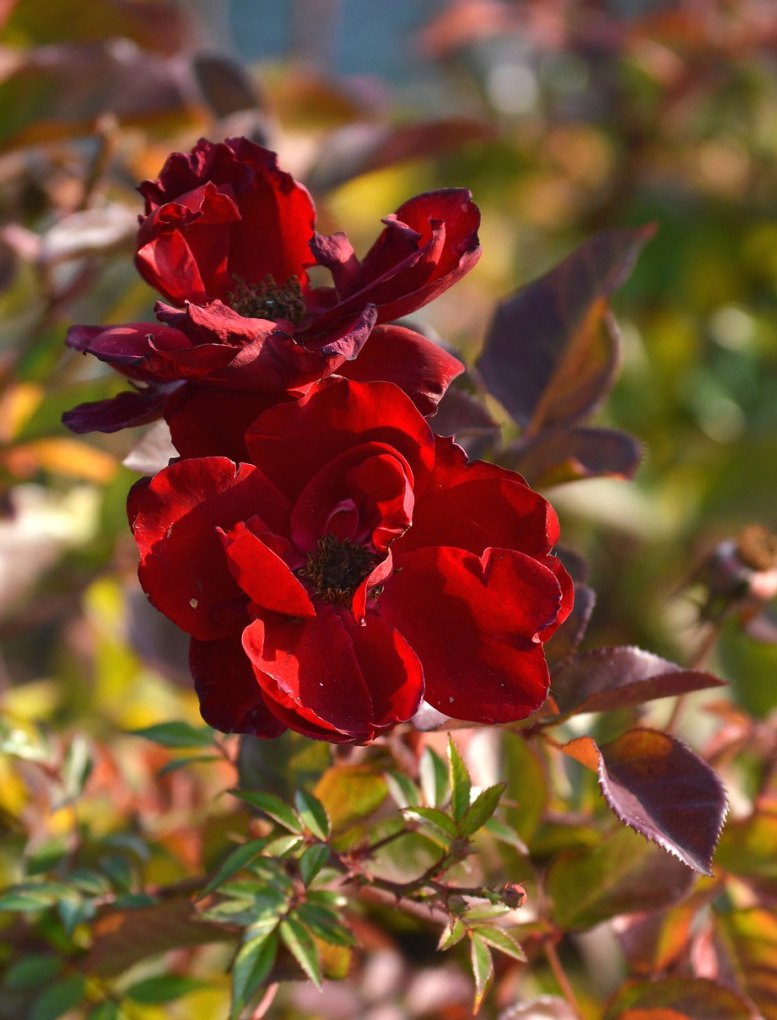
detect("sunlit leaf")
(439, 917), (467, 950)
(129, 721), (214, 749)
(314, 763), (388, 832)
(280, 916), (322, 988)
(459, 783), (506, 837)
(546, 826), (695, 930)
(295, 902), (355, 947)
(404, 806), (458, 840)
(420, 747), (449, 807)
(470, 932), (494, 1013)
(448, 736), (472, 823)
(231, 931), (279, 1019)
(473, 924), (527, 963)
(298, 844), (331, 887)
(234, 790), (303, 834)
(294, 789), (331, 840)
(385, 769), (420, 809)
(125, 975), (210, 1005)
(199, 838), (271, 899)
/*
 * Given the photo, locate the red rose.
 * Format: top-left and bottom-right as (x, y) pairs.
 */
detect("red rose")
(128, 378), (573, 743)
(64, 138), (473, 448)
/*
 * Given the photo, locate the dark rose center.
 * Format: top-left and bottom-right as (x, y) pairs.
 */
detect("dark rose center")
(227, 274), (305, 323)
(298, 534), (382, 604)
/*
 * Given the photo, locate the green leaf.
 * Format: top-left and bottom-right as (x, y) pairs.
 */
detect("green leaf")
(315, 763), (388, 832)
(231, 930), (278, 1018)
(483, 817), (529, 853)
(29, 975), (86, 1020)
(199, 838), (271, 898)
(58, 894), (93, 936)
(263, 834), (304, 857)
(472, 924), (527, 963)
(448, 737), (472, 823)
(545, 826), (695, 930)
(420, 747), (449, 807)
(404, 805), (458, 840)
(234, 790), (302, 833)
(129, 721), (214, 749)
(156, 755), (221, 777)
(296, 902), (355, 947)
(294, 789), (331, 840)
(24, 836), (70, 876)
(470, 932), (494, 1013)
(438, 918), (467, 951)
(68, 868), (111, 896)
(126, 975), (210, 1004)
(99, 855), (133, 892)
(3, 955), (61, 989)
(385, 769), (420, 809)
(61, 734), (93, 800)
(459, 784), (507, 837)
(299, 844), (331, 886)
(281, 916), (322, 988)
(86, 1003), (120, 1020)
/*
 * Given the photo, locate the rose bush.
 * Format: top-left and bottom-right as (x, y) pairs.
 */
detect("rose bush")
(64, 138), (479, 456)
(128, 377), (573, 743)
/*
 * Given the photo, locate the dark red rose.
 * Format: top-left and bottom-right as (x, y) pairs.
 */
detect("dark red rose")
(64, 137), (471, 447)
(128, 378), (573, 743)
(135, 137), (317, 306)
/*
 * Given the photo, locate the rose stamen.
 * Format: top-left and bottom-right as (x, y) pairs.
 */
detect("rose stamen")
(227, 274), (305, 323)
(298, 534), (382, 604)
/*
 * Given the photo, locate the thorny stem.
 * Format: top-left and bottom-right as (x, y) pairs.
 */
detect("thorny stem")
(543, 934), (583, 1020)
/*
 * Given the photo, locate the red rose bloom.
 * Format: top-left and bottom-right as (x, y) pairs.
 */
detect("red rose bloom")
(128, 378), (573, 743)
(65, 138), (475, 453)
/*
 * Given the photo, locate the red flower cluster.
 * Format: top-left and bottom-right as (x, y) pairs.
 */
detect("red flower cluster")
(129, 378), (572, 742)
(64, 137), (475, 459)
(64, 136), (573, 742)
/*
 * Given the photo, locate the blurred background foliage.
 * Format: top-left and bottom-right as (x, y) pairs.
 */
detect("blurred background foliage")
(1, 0), (777, 1017)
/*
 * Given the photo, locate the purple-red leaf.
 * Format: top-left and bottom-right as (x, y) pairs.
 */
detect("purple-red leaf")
(597, 728), (728, 875)
(551, 646), (726, 715)
(545, 583), (596, 667)
(501, 426), (643, 487)
(477, 226), (654, 432)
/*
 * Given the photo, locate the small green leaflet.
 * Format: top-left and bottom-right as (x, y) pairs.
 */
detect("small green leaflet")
(230, 930), (279, 1018)
(459, 784), (507, 837)
(470, 932), (494, 1013)
(448, 737), (472, 822)
(198, 837), (271, 898)
(280, 915), (322, 988)
(294, 789), (331, 840)
(233, 790), (302, 833)
(129, 721), (214, 749)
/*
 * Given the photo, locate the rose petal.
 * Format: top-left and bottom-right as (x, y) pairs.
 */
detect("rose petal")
(243, 604), (423, 742)
(403, 435), (561, 558)
(220, 521), (315, 617)
(289, 442), (414, 553)
(129, 457), (290, 640)
(62, 387), (168, 434)
(379, 546), (563, 722)
(245, 377), (435, 500)
(190, 635), (286, 738)
(336, 324), (463, 417)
